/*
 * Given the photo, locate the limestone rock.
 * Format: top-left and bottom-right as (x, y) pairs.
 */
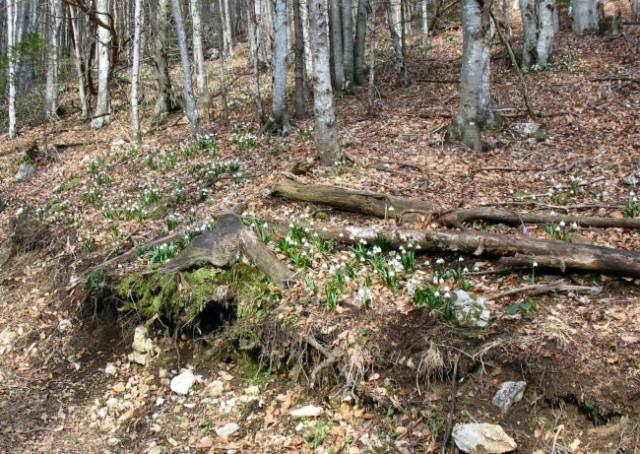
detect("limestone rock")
(14, 163), (35, 182)
(453, 423), (517, 454)
(128, 325), (155, 365)
(215, 422), (239, 437)
(289, 405), (324, 419)
(452, 290), (491, 328)
(492, 381), (527, 414)
(510, 122), (540, 136)
(206, 380), (225, 398)
(170, 369), (196, 395)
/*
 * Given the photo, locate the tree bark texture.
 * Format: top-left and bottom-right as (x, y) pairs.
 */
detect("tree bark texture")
(131, 0), (142, 143)
(151, 0), (178, 120)
(354, 0), (367, 85)
(293, 0), (307, 118)
(7, 0), (17, 139)
(387, 0), (408, 86)
(69, 4), (90, 117)
(90, 0), (112, 129)
(330, 0), (345, 90)
(309, 0), (343, 165)
(572, 0), (599, 32)
(190, 0), (211, 116)
(270, 0), (291, 134)
(171, 0), (203, 137)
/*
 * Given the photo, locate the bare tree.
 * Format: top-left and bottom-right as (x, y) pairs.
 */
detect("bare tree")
(420, 0), (429, 44)
(90, 0), (112, 128)
(131, 0), (143, 143)
(6, 0), (17, 139)
(354, 0), (367, 85)
(246, 0), (265, 122)
(309, 0), (343, 164)
(150, 0), (178, 120)
(69, 4), (89, 117)
(190, 0), (211, 116)
(342, 0), (354, 90)
(330, 0), (345, 90)
(572, 0), (599, 33)
(267, 0), (291, 134)
(293, 0), (307, 118)
(387, 0), (408, 86)
(521, 0), (556, 69)
(171, 0), (202, 136)
(45, 0), (63, 119)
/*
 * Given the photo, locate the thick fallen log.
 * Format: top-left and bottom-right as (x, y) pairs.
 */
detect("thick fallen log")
(271, 172), (439, 219)
(272, 173), (640, 230)
(289, 223), (640, 278)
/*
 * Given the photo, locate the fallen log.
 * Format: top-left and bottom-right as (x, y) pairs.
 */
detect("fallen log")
(293, 224), (640, 278)
(272, 173), (640, 230)
(271, 172), (439, 220)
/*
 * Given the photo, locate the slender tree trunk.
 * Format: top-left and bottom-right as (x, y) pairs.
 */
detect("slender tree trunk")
(387, 0), (407, 86)
(452, 0), (495, 152)
(309, 0), (343, 165)
(367, 0), (377, 116)
(190, 0), (211, 117)
(91, 0), (112, 128)
(70, 5), (89, 117)
(342, 0), (354, 90)
(572, 0), (599, 33)
(269, 0), (290, 134)
(420, 0), (429, 44)
(7, 0), (17, 139)
(222, 0), (234, 57)
(171, 0), (202, 137)
(46, 0), (63, 119)
(633, 0), (638, 21)
(151, 0), (177, 120)
(247, 0), (265, 122)
(131, 0), (142, 143)
(536, 0), (555, 66)
(520, 0), (537, 69)
(330, 0), (345, 90)
(217, 0), (229, 122)
(354, 0), (367, 85)
(293, 0), (307, 118)
(301, 0), (314, 74)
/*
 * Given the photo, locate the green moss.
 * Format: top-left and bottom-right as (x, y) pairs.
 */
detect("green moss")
(114, 264), (280, 337)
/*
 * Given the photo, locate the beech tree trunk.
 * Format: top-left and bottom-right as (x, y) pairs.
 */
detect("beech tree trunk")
(45, 0), (63, 120)
(131, 0), (143, 143)
(190, 0), (211, 116)
(342, 0), (354, 90)
(247, 0), (265, 122)
(330, 0), (345, 90)
(572, 0), (599, 32)
(222, 0), (234, 57)
(7, 0), (17, 139)
(90, 0), (112, 129)
(520, 0), (537, 69)
(293, 0), (307, 118)
(309, 0), (344, 165)
(353, 0), (367, 85)
(70, 4), (89, 117)
(387, 0), (408, 86)
(151, 0), (178, 120)
(536, 0), (556, 66)
(367, 0), (377, 116)
(421, 0), (429, 44)
(452, 0), (495, 152)
(270, 0), (291, 134)
(171, 0), (203, 137)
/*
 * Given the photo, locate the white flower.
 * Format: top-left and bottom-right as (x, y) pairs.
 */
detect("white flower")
(532, 261), (538, 267)
(444, 292), (451, 298)
(436, 258), (445, 264)
(434, 291), (440, 297)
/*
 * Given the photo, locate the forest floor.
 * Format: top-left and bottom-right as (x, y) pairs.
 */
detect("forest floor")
(1, 9), (640, 454)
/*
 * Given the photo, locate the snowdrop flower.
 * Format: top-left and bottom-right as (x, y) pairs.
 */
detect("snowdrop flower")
(532, 261), (538, 267)
(463, 267), (469, 273)
(424, 260), (430, 266)
(439, 278), (444, 285)
(559, 221), (566, 227)
(473, 266), (479, 271)
(555, 226), (561, 232)
(458, 257), (464, 262)
(388, 206), (395, 212)
(434, 291), (440, 297)
(571, 222), (578, 229)
(444, 292), (451, 298)
(436, 258), (445, 264)
(444, 286), (450, 292)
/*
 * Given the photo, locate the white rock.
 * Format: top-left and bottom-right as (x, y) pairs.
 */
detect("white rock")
(289, 405), (324, 419)
(128, 351), (150, 366)
(452, 423), (517, 454)
(206, 380), (225, 398)
(148, 446), (164, 454)
(510, 122), (540, 136)
(215, 422), (239, 437)
(132, 326), (154, 354)
(107, 437), (120, 446)
(491, 381), (527, 414)
(104, 363), (118, 375)
(14, 163), (35, 182)
(58, 319), (72, 332)
(155, 397), (165, 406)
(452, 290), (491, 328)
(244, 385), (260, 396)
(170, 369), (196, 395)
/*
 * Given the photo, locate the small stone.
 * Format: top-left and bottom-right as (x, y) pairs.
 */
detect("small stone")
(104, 363), (118, 375)
(148, 446), (164, 454)
(289, 405), (324, 419)
(452, 290), (491, 328)
(510, 122), (540, 136)
(170, 369), (196, 395)
(107, 437), (120, 446)
(112, 382), (125, 393)
(132, 326), (154, 354)
(58, 319), (72, 332)
(14, 163), (35, 182)
(128, 351), (150, 366)
(452, 423), (517, 454)
(244, 385), (260, 396)
(492, 381), (527, 414)
(206, 380), (225, 398)
(215, 422), (239, 437)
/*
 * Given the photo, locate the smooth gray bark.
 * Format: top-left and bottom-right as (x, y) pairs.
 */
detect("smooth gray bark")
(572, 0), (598, 33)
(367, 0), (377, 115)
(536, 0), (555, 66)
(420, 0), (429, 44)
(330, 0), (345, 90)
(190, 0), (211, 115)
(520, 0), (537, 69)
(309, 0), (343, 164)
(342, 0), (354, 89)
(387, 0), (407, 86)
(91, 0), (112, 129)
(70, 5), (89, 117)
(353, 0), (367, 85)
(270, 0), (291, 134)
(293, 0), (307, 118)
(246, 0), (265, 122)
(222, 0), (234, 57)
(45, 0), (63, 119)
(7, 0), (17, 139)
(171, 0), (203, 137)
(131, 0), (143, 143)
(151, 0), (178, 119)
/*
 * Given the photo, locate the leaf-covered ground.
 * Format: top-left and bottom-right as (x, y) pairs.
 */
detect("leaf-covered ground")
(1, 7), (639, 454)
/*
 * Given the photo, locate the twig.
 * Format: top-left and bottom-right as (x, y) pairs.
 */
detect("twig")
(440, 353), (461, 454)
(492, 13), (537, 120)
(488, 279), (600, 300)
